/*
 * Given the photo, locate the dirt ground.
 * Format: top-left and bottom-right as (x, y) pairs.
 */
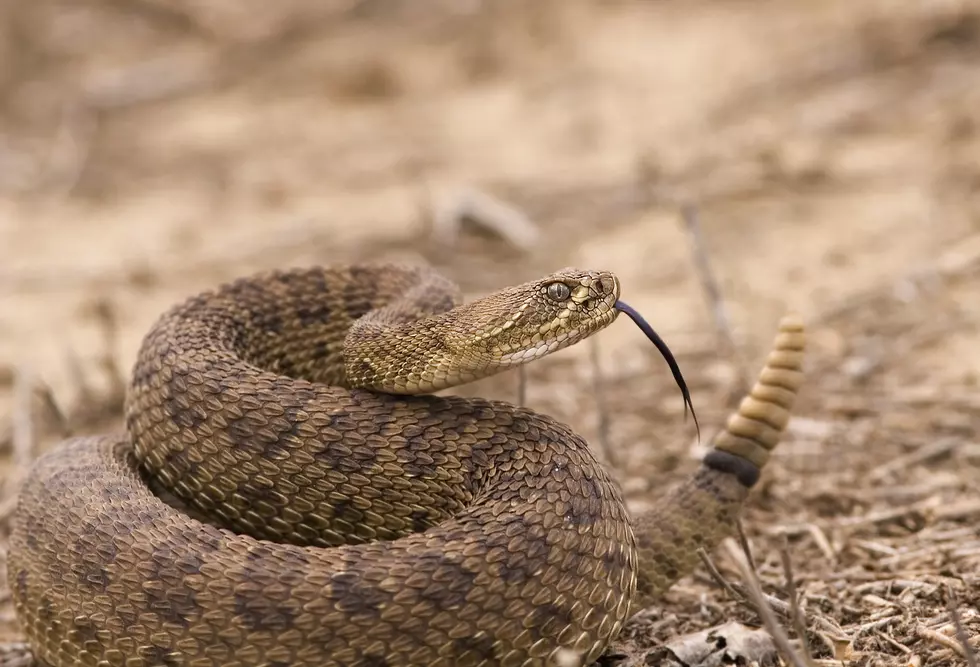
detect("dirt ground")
(1, 1), (979, 665)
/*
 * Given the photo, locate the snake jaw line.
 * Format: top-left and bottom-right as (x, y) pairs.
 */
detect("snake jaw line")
(497, 328), (585, 365)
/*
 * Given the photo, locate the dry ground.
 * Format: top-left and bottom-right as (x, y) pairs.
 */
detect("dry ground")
(1, 1), (979, 665)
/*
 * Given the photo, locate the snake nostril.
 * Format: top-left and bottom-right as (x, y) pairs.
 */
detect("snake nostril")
(599, 275), (616, 296)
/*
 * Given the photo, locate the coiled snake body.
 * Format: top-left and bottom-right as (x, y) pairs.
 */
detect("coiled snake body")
(4, 265), (805, 667)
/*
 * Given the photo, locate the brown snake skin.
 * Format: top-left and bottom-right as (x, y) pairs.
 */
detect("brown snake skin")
(4, 265), (805, 667)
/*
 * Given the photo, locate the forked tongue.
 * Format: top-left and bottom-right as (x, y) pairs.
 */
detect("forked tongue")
(615, 300), (700, 440)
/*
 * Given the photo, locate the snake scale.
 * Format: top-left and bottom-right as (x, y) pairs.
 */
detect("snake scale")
(3, 264), (805, 667)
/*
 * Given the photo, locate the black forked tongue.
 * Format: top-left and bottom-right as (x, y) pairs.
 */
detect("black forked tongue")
(615, 300), (700, 440)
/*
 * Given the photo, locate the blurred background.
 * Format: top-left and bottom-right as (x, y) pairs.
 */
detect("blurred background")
(1, 1), (979, 664)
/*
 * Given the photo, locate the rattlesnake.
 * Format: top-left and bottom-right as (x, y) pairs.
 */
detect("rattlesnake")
(3, 265), (805, 667)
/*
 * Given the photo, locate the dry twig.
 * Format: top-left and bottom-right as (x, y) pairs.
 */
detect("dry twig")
(722, 538), (814, 667)
(868, 439), (958, 482)
(12, 366), (34, 470)
(875, 630), (911, 655)
(589, 337), (618, 469)
(517, 366), (527, 408)
(697, 547), (846, 642)
(780, 543), (812, 658)
(679, 204), (748, 396)
(735, 520), (758, 575)
(431, 187), (540, 252)
(698, 547), (746, 604)
(948, 589), (978, 667)
(916, 624), (972, 659)
(91, 298), (127, 403)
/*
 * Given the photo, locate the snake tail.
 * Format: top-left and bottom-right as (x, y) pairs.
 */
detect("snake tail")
(631, 314), (805, 608)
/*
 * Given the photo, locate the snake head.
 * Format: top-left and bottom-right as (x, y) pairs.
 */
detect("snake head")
(344, 267), (622, 394)
(453, 267), (622, 368)
(457, 267), (699, 436)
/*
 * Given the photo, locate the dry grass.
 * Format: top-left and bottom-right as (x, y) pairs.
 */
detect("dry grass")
(2, 1), (979, 665)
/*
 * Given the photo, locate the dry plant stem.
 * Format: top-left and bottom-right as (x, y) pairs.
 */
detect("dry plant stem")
(93, 299), (126, 400)
(780, 543), (812, 658)
(93, 0), (210, 39)
(948, 589), (978, 667)
(679, 204), (748, 394)
(814, 231), (980, 326)
(916, 624), (972, 659)
(0, 366), (34, 527)
(12, 366), (33, 470)
(808, 525), (837, 562)
(45, 103), (96, 199)
(431, 187), (540, 252)
(34, 382), (70, 438)
(699, 548), (800, 625)
(589, 336), (618, 469)
(699, 547), (846, 646)
(0, 496), (17, 526)
(698, 547), (745, 602)
(722, 538), (814, 667)
(875, 631), (911, 655)
(833, 496), (941, 529)
(868, 438), (958, 482)
(517, 365), (527, 407)
(65, 348), (94, 409)
(854, 617), (904, 637)
(735, 519), (758, 575)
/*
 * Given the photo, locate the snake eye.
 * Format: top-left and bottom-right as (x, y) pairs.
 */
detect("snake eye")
(546, 282), (571, 302)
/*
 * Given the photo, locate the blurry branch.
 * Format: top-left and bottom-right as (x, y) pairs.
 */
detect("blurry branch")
(0, 100), (94, 197)
(0, 375), (69, 458)
(679, 204), (749, 397)
(34, 382), (70, 439)
(96, 0), (214, 37)
(46, 103), (96, 198)
(916, 624), (975, 661)
(815, 232), (980, 327)
(589, 337), (618, 469)
(0, 299), (124, 469)
(82, 55), (217, 111)
(82, 0), (382, 108)
(65, 298), (127, 427)
(735, 518), (758, 574)
(0, 365), (37, 526)
(780, 540), (812, 659)
(429, 187), (540, 252)
(947, 589), (978, 667)
(721, 537), (816, 667)
(97, 0), (375, 44)
(868, 438), (957, 483)
(517, 366), (527, 407)
(698, 529), (848, 657)
(1, 0), (378, 130)
(90, 298), (127, 403)
(12, 365), (35, 470)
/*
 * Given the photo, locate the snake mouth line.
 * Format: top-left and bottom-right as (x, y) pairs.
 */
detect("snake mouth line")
(614, 300), (700, 439)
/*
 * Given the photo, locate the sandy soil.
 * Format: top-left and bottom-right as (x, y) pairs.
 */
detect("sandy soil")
(1, 1), (979, 664)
